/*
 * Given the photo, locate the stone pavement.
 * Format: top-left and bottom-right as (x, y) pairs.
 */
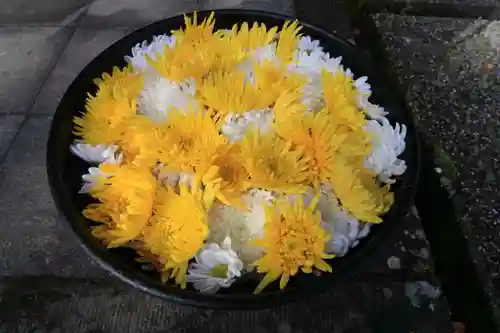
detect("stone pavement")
(346, 0), (500, 330)
(0, 0), (472, 332)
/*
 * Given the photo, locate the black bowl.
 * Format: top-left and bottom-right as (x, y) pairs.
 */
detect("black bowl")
(47, 9), (419, 309)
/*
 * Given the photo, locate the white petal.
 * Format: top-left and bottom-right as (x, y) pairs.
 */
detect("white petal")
(137, 76), (197, 123)
(71, 143), (121, 165)
(364, 116), (407, 183)
(221, 109), (274, 143)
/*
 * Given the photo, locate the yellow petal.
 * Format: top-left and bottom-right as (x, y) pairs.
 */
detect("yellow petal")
(314, 259), (332, 273)
(279, 273), (290, 289)
(254, 270), (281, 294)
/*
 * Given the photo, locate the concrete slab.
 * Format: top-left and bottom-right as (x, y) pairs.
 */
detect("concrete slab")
(0, 27), (73, 115)
(32, 28), (131, 115)
(0, 115), (107, 277)
(0, 274), (452, 333)
(81, 0), (199, 28)
(200, 0), (294, 16)
(0, 0), (91, 26)
(0, 115), (23, 160)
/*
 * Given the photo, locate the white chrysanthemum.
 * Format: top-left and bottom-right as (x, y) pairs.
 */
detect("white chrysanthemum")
(137, 75), (197, 123)
(221, 109), (274, 143)
(364, 102), (388, 119)
(79, 166), (112, 194)
(187, 237), (243, 294)
(237, 43), (279, 84)
(125, 34), (176, 71)
(207, 189), (275, 266)
(70, 143), (122, 165)
(253, 42), (278, 64)
(364, 117), (407, 184)
(298, 36), (322, 53)
(354, 76), (372, 110)
(289, 49), (342, 110)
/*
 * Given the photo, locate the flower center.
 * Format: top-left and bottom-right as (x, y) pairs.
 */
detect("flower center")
(209, 264), (229, 278)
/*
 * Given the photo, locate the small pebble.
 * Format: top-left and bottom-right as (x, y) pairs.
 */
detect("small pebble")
(387, 256), (401, 270)
(435, 167), (442, 174)
(420, 248), (429, 259)
(382, 288), (393, 299)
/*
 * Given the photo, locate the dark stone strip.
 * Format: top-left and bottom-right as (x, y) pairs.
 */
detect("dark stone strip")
(360, 1), (499, 19)
(344, 4), (500, 332)
(294, 0), (354, 42)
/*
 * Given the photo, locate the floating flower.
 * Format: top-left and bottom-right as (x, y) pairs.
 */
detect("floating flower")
(253, 60), (306, 105)
(156, 109), (227, 175)
(70, 143), (122, 165)
(79, 165), (113, 194)
(83, 164), (156, 247)
(364, 117), (407, 184)
(117, 115), (160, 168)
(321, 69), (365, 129)
(142, 179), (211, 287)
(329, 156), (394, 223)
(276, 20), (302, 63)
(175, 11), (216, 44)
(73, 66), (143, 145)
(275, 109), (347, 187)
(202, 145), (249, 207)
(252, 196), (333, 293)
(199, 70), (273, 116)
(297, 35), (322, 54)
(126, 34), (177, 71)
(227, 21), (278, 51)
(187, 237), (244, 293)
(221, 109), (274, 143)
(240, 130), (309, 193)
(207, 189), (275, 265)
(137, 76), (197, 123)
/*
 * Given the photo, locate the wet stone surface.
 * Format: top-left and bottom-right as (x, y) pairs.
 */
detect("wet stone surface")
(374, 14), (500, 291)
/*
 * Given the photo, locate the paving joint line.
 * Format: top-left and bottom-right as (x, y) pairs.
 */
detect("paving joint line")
(0, 10), (89, 168)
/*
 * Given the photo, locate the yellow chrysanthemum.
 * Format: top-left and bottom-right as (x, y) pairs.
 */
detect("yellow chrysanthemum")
(201, 144), (249, 208)
(241, 130), (309, 193)
(328, 156), (394, 223)
(226, 21), (278, 50)
(156, 109), (227, 176)
(94, 65), (144, 99)
(150, 13), (246, 83)
(276, 20), (302, 63)
(142, 180), (211, 287)
(321, 70), (373, 159)
(199, 70), (274, 116)
(174, 11), (216, 45)
(83, 164), (156, 247)
(252, 196), (333, 293)
(275, 110), (348, 188)
(73, 66), (143, 145)
(117, 115), (159, 169)
(253, 61), (306, 106)
(272, 91), (308, 121)
(148, 38), (218, 84)
(321, 70), (365, 129)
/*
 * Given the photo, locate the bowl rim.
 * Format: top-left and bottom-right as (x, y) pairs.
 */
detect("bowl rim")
(46, 8), (420, 309)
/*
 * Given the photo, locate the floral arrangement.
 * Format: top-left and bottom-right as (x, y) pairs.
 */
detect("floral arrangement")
(70, 12), (407, 294)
